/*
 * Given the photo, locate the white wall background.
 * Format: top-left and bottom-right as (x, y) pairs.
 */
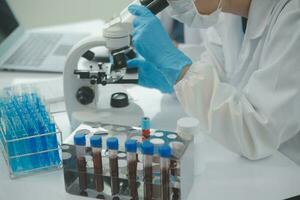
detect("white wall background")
(7, 0), (132, 28)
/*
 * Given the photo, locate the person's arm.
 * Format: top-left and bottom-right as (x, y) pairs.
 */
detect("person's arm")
(175, 2), (300, 160)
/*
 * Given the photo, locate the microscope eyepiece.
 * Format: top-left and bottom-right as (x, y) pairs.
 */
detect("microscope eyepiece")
(140, 0), (169, 15)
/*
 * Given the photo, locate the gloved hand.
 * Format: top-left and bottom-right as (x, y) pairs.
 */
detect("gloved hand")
(128, 4), (192, 86)
(127, 56), (174, 93)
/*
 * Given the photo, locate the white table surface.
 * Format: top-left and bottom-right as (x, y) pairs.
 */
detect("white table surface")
(1, 21), (300, 200)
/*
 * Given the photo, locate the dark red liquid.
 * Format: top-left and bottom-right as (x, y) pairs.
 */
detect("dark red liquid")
(171, 160), (180, 200)
(128, 160), (138, 199)
(161, 168), (170, 200)
(77, 157), (87, 192)
(144, 166), (152, 200)
(92, 151), (104, 192)
(109, 157), (119, 195)
(142, 129), (150, 140)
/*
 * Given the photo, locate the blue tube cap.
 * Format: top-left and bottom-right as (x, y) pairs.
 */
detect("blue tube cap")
(74, 133), (86, 146)
(141, 117), (150, 130)
(106, 137), (119, 150)
(141, 141), (154, 155)
(158, 144), (172, 158)
(90, 135), (102, 148)
(125, 139), (138, 153)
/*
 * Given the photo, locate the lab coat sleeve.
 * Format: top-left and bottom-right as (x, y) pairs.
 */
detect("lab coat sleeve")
(174, 4), (300, 160)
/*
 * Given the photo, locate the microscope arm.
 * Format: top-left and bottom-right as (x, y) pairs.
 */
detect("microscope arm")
(64, 35), (107, 120)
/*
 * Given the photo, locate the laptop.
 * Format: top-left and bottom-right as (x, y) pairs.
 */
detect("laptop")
(0, 0), (89, 72)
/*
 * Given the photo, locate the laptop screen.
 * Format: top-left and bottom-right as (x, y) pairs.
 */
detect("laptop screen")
(0, 0), (19, 45)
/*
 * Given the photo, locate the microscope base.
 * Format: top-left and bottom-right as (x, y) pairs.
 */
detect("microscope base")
(70, 103), (144, 130)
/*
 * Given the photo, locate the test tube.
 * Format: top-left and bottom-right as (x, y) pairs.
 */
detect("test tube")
(90, 135), (104, 192)
(141, 141), (154, 200)
(74, 133), (87, 192)
(125, 139), (138, 199)
(13, 94), (45, 169)
(141, 117), (151, 140)
(170, 159), (180, 200)
(107, 137), (120, 195)
(158, 144), (172, 200)
(47, 122), (60, 166)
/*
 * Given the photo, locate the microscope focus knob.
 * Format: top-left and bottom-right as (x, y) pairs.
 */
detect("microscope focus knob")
(76, 86), (95, 105)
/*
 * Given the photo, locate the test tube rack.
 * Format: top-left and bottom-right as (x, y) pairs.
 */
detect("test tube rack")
(0, 126), (62, 178)
(0, 87), (62, 178)
(62, 122), (195, 200)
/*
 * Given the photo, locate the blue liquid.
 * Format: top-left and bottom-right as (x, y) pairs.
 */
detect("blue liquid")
(0, 90), (61, 174)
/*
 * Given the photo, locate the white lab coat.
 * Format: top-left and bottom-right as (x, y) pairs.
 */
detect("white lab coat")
(175, 0), (300, 160)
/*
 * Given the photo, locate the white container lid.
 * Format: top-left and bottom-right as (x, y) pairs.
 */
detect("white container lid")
(176, 117), (200, 140)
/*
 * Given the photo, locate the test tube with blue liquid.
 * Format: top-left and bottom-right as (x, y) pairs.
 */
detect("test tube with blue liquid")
(28, 95), (57, 166)
(0, 87), (60, 175)
(29, 92), (58, 167)
(16, 94), (46, 168)
(2, 101), (31, 172)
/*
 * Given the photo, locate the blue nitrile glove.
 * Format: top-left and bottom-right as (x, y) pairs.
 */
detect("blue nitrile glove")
(128, 4), (192, 86)
(127, 57), (174, 93)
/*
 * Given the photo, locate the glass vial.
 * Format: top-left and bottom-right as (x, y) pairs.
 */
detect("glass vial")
(158, 144), (172, 200)
(141, 141), (154, 200)
(125, 139), (138, 199)
(74, 133), (87, 193)
(90, 135), (104, 192)
(107, 137), (120, 196)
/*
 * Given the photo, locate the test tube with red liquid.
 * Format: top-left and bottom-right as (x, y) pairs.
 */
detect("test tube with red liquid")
(125, 139), (138, 199)
(74, 133), (87, 193)
(141, 141), (154, 200)
(90, 135), (104, 193)
(158, 144), (172, 200)
(107, 137), (120, 196)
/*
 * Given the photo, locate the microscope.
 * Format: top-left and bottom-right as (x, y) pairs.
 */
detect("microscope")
(64, 0), (169, 129)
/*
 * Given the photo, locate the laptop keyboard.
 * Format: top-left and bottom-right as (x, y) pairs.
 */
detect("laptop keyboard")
(4, 33), (62, 67)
